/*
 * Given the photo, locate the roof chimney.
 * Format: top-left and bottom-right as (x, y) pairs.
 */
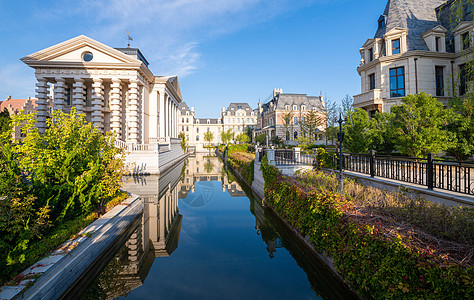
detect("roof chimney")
(273, 89), (282, 97)
(6, 96), (11, 100)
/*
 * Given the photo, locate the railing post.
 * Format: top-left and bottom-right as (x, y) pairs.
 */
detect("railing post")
(427, 153), (434, 190)
(370, 150), (376, 178)
(313, 148), (318, 168)
(267, 148), (276, 166)
(294, 147), (300, 163)
(255, 147), (261, 161)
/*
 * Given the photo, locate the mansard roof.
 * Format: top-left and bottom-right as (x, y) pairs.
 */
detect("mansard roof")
(374, 0), (446, 51)
(178, 102), (191, 112)
(261, 93), (324, 114)
(196, 118), (221, 125)
(224, 103), (254, 116)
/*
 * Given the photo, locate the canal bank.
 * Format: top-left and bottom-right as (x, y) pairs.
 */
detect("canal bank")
(61, 154), (359, 299)
(217, 149), (361, 299)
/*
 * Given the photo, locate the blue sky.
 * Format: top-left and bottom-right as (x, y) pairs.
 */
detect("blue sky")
(0, 0), (386, 117)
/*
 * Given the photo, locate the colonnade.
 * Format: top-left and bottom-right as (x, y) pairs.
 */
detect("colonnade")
(35, 76), (182, 143)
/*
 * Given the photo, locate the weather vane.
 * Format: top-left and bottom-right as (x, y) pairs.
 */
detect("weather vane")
(126, 30), (133, 48)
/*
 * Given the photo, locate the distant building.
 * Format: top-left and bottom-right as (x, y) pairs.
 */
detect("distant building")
(0, 96), (44, 140)
(178, 101), (257, 152)
(355, 0), (474, 114)
(255, 89), (325, 144)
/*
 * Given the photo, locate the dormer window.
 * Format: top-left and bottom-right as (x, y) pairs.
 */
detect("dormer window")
(285, 105), (289, 110)
(368, 48), (374, 61)
(301, 105), (306, 111)
(392, 39), (401, 54)
(462, 32), (471, 49)
(293, 105), (297, 110)
(378, 15), (385, 28)
(207, 119), (210, 124)
(436, 37), (440, 52)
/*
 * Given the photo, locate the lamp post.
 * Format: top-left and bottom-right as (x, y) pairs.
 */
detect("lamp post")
(337, 113), (344, 193)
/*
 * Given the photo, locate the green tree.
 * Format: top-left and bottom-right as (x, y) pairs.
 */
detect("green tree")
(0, 108), (125, 270)
(244, 126), (254, 143)
(343, 108), (371, 153)
(282, 110), (294, 141)
(204, 131), (214, 146)
(0, 108), (10, 134)
(255, 133), (267, 145)
(391, 92), (454, 157)
(236, 133), (249, 144)
(368, 112), (396, 154)
(271, 135), (283, 147)
(301, 109), (323, 144)
(220, 129), (234, 145)
(446, 95), (474, 160)
(341, 94), (354, 118)
(178, 131), (187, 151)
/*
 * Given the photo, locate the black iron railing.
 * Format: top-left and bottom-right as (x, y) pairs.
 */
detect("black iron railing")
(332, 151), (474, 196)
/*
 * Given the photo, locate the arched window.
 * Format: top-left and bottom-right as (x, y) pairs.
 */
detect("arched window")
(301, 105), (306, 111)
(182, 118), (184, 123)
(293, 105), (297, 110)
(186, 118), (189, 123)
(196, 135), (199, 141)
(294, 131), (298, 139)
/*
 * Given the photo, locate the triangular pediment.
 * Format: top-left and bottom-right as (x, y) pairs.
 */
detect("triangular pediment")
(384, 27), (408, 38)
(21, 35), (141, 65)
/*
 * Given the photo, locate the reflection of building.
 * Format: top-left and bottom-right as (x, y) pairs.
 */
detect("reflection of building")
(87, 161), (184, 298)
(178, 102), (257, 152)
(355, 0), (474, 114)
(250, 196), (282, 259)
(254, 89), (325, 144)
(21, 35), (182, 143)
(178, 154), (246, 208)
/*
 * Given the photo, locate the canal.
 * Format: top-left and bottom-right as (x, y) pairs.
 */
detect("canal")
(65, 154), (357, 299)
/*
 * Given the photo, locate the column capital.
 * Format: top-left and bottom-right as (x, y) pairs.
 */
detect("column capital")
(92, 77), (103, 83)
(55, 77), (66, 83)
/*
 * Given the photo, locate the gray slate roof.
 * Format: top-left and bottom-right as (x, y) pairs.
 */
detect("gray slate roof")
(261, 93), (323, 115)
(179, 102), (191, 113)
(374, 0), (446, 51)
(224, 103), (254, 116)
(196, 118), (221, 125)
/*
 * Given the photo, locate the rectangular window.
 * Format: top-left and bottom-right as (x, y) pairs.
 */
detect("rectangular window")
(196, 128), (199, 133)
(369, 73), (376, 90)
(435, 37), (440, 52)
(392, 39), (401, 55)
(368, 48), (374, 61)
(462, 32), (471, 50)
(293, 117), (298, 125)
(389, 67), (405, 98)
(460, 64), (470, 95)
(435, 66), (444, 96)
(65, 87), (71, 105)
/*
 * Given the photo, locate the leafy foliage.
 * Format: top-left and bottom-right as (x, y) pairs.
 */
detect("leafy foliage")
(235, 132), (249, 144)
(220, 129), (234, 145)
(255, 133), (267, 145)
(178, 131), (187, 151)
(261, 159), (474, 299)
(342, 108), (371, 153)
(447, 96), (474, 160)
(0, 108), (10, 134)
(203, 131), (214, 145)
(226, 144), (254, 184)
(391, 92), (454, 157)
(368, 112), (396, 154)
(0, 108), (125, 281)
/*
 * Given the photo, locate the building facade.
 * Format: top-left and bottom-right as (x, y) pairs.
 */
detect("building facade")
(0, 96), (47, 140)
(21, 35), (182, 144)
(178, 102), (257, 152)
(254, 89), (325, 144)
(355, 0), (474, 114)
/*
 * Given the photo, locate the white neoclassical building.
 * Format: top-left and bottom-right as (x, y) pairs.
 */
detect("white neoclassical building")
(21, 35), (182, 144)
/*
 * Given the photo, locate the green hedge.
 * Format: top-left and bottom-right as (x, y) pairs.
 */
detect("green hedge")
(261, 156), (473, 299)
(227, 151), (254, 185)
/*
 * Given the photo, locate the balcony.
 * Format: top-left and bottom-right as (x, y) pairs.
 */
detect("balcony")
(353, 89), (383, 108)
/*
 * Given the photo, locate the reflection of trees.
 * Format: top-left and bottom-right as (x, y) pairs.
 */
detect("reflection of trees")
(204, 159), (214, 173)
(81, 246), (128, 300)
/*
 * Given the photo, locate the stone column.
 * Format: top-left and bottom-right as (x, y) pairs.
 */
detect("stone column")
(167, 97), (171, 137)
(72, 78), (85, 115)
(53, 78), (66, 111)
(35, 78), (49, 133)
(110, 79), (123, 140)
(91, 78), (104, 132)
(159, 91), (165, 137)
(128, 80), (139, 144)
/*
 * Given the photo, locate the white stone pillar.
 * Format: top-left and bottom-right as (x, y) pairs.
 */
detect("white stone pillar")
(159, 92), (165, 137)
(91, 78), (104, 132)
(110, 79), (123, 140)
(128, 80), (139, 144)
(167, 97), (171, 137)
(35, 78), (49, 133)
(53, 78), (66, 111)
(72, 78), (85, 115)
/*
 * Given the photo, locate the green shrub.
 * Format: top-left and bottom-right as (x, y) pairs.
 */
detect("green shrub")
(0, 109), (125, 282)
(316, 148), (337, 169)
(261, 157), (474, 299)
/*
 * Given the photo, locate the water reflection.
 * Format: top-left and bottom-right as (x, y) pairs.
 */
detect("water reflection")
(72, 154), (357, 300)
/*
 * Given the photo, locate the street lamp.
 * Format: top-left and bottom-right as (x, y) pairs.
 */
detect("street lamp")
(336, 113), (345, 193)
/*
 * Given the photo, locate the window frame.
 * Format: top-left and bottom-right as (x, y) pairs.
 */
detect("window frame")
(369, 73), (376, 90)
(435, 66), (444, 97)
(389, 66), (405, 98)
(392, 39), (401, 55)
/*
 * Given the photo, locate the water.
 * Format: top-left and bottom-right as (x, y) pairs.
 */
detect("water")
(66, 154), (357, 300)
